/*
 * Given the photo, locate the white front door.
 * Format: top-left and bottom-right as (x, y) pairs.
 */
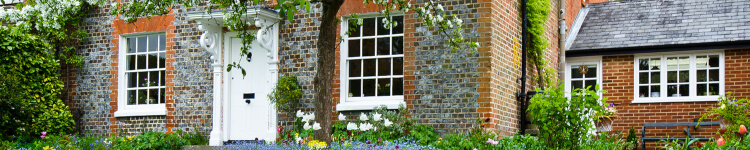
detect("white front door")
(225, 32), (276, 141)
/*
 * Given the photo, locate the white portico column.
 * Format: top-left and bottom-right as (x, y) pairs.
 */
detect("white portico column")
(198, 23), (224, 146)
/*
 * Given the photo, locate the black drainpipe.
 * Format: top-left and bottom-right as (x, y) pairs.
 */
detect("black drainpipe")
(518, 0), (529, 135)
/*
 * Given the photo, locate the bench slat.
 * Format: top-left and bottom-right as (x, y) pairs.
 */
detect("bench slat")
(642, 137), (712, 141)
(643, 121), (719, 127)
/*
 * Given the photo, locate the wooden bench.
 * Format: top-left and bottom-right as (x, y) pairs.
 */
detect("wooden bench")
(641, 119), (719, 150)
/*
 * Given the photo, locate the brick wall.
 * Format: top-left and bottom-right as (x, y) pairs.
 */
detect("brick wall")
(277, 3), (323, 128)
(62, 0), (565, 139)
(66, 4), (215, 137)
(601, 48), (750, 150)
(489, 0), (523, 136)
(565, 0), (583, 29)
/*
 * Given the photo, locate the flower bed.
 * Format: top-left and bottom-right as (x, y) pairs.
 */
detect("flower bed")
(0, 130), (207, 150)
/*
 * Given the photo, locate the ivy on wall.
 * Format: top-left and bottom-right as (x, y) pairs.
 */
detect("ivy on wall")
(526, 0), (555, 88)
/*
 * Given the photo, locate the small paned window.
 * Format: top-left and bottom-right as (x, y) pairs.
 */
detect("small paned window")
(345, 16), (404, 100)
(634, 53), (724, 103)
(124, 34), (167, 106)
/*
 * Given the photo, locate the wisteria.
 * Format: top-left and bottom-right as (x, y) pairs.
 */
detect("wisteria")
(0, 0), (105, 31)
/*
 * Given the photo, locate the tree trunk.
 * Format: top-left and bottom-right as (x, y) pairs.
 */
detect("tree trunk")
(314, 0), (344, 143)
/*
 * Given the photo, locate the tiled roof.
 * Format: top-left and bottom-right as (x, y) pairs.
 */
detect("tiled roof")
(569, 0), (750, 51)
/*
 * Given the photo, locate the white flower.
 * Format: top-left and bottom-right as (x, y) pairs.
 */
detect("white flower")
(357, 18), (363, 25)
(359, 123), (372, 131)
(374, 126), (378, 131)
(296, 110), (304, 118)
(296, 136), (303, 143)
(338, 113), (346, 121)
(437, 4), (444, 11)
(456, 18), (463, 26)
(373, 112), (382, 121)
(436, 15), (443, 22)
(313, 122), (321, 130)
(384, 119), (393, 127)
(359, 112), (369, 121)
(302, 113), (315, 123)
(446, 20), (453, 28)
(347, 122), (359, 131)
(303, 122), (312, 130)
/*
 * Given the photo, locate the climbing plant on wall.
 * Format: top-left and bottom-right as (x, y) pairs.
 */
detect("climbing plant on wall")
(526, 0), (555, 88)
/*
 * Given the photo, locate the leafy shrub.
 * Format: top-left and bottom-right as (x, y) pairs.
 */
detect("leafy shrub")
(407, 125), (439, 145)
(526, 85), (608, 149)
(580, 132), (628, 150)
(430, 118), (499, 150)
(268, 74), (303, 111)
(662, 126), (750, 150)
(0, 26), (74, 141)
(626, 127), (638, 150)
(699, 92), (750, 140)
(3, 130), (206, 150)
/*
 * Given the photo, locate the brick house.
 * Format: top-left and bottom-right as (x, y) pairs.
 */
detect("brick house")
(32, 0), (569, 146)
(565, 0), (750, 149)
(18, 0), (745, 148)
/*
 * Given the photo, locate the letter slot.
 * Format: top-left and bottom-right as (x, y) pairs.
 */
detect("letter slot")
(243, 93), (255, 104)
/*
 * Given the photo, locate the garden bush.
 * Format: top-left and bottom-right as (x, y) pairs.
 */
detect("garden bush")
(526, 85), (609, 149)
(268, 74), (303, 112)
(0, 26), (74, 141)
(699, 92), (750, 140)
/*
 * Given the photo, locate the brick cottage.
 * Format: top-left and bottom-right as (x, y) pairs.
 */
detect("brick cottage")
(566, 0), (750, 149)
(3, 0), (745, 148)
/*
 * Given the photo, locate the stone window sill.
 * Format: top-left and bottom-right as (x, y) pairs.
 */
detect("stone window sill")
(336, 100), (405, 111)
(114, 107), (167, 117)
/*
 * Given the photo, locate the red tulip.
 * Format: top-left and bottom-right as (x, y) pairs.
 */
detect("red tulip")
(695, 142), (703, 148)
(717, 138), (726, 146)
(740, 125), (747, 135)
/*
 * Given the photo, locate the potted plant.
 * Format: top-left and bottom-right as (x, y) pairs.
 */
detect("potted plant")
(595, 103), (618, 132)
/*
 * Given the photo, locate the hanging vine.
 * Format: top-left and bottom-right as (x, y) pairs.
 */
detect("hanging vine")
(526, 0), (555, 89)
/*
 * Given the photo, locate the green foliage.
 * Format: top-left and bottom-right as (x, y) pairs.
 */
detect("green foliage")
(2, 130), (206, 150)
(662, 133), (750, 150)
(525, 0), (554, 88)
(580, 132), (628, 150)
(626, 127), (639, 150)
(526, 85), (608, 149)
(699, 92), (750, 140)
(0, 27), (74, 141)
(268, 74), (303, 111)
(407, 125), (439, 145)
(430, 118), (500, 150)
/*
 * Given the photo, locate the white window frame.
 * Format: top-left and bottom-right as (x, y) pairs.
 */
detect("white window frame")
(565, 56), (603, 98)
(632, 50), (725, 103)
(114, 31), (168, 117)
(337, 12), (405, 111)
(1, 0), (21, 5)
